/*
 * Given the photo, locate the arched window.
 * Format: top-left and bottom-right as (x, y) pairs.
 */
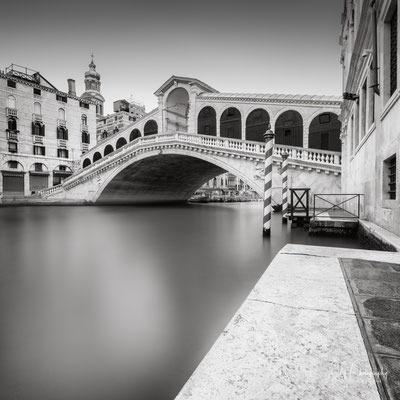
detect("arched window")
(8, 118), (17, 131)
(104, 144), (114, 156)
(32, 122), (43, 136)
(34, 102), (41, 115)
(81, 114), (87, 125)
(198, 106), (216, 136)
(83, 158), (91, 168)
(275, 110), (303, 147)
(81, 131), (90, 144)
(309, 113), (341, 152)
(93, 152), (102, 162)
(129, 129), (141, 141)
(58, 108), (66, 120)
(246, 109), (270, 142)
(220, 107), (241, 139)
(7, 95), (16, 109)
(143, 120), (158, 136)
(116, 137), (127, 149)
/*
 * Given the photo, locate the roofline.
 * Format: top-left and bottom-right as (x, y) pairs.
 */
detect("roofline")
(154, 75), (219, 96)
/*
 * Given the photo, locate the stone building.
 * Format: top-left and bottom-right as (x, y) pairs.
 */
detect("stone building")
(96, 99), (146, 143)
(340, 0), (400, 235)
(0, 64), (97, 198)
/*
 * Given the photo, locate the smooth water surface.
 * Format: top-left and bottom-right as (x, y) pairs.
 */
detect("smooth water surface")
(0, 203), (364, 399)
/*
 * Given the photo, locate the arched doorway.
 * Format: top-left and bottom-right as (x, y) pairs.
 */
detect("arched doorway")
(309, 113), (341, 152)
(246, 109), (270, 142)
(116, 137), (127, 149)
(130, 129), (141, 141)
(165, 88), (190, 133)
(197, 106), (216, 136)
(220, 107), (241, 139)
(143, 120), (158, 136)
(275, 110), (303, 147)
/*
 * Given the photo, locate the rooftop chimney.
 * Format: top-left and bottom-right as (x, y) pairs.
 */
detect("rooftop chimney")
(67, 79), (76, 96)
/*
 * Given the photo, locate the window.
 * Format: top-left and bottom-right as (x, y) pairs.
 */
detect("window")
(32, 122), (45, 136)
(8, 118), (17, 131)
(81, 115), (87, 125)
(57, 126), (68, 140)
(81, 132), (90, 144)
(33, 146), (46, 156)
(56, 94), (67, 103)
(79, 101), (89, 109)
(319, 114), (331, 124)
(33, 88), (41, 95)
(360, 79), (367, 138)
(34, 102), (41, 115)
(7, 95), (16, 109)
(8, 142), (18, 153)
(385, 155), (397, 199)
(8, 161), (18, 169)
(34, 163), (43, 172)
(7, 80), (16, 88)
(59, 165), (67, 171)
(390, 7), (398, 96)
(57, 149), (69, 158)
(58, 108), (66, 120)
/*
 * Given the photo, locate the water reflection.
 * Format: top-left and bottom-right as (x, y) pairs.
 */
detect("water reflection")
(0, 203), (363, 399)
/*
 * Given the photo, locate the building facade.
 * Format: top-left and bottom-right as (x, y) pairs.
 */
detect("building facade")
(0, 64), (97, 198)
(340, 0), (400, 235)
(96, 99), (146, 143)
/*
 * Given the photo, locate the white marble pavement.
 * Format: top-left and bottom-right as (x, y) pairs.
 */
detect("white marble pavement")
(175, 244), (400, 400)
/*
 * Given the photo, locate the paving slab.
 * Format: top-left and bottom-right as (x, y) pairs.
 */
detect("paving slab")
(175, 244), (394, 400)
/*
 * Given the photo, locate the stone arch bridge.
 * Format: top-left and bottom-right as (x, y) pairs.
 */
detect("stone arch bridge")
(39, 131), (341, 204)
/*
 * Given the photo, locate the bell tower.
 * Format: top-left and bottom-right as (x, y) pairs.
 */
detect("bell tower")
(81, 54), (105, 116)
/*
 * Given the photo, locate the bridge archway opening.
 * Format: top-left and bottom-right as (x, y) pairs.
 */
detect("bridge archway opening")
(116, 137), (127, 149)
(96, 153), (257, 204)
(275, 110), (303, 147)
(165, 88), (189, 133)
(309, 112), (341, 152)
(83, 158), (91, 168)
(130, 129), (141, 142)
(93, 152), (102, 163)
(246, 109), (270, 142)
(144, 120), (158, 136)
(104, 145), (114, 156)
(197, 106), (216, 136)
(221, 107), (241, 139)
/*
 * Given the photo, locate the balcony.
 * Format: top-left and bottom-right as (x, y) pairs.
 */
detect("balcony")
(81, 124), (89, 131)
(81, 143), (89, 152)
(7, 130), (19, 141)
(57, 119), (67, 127)
(6, 107), (18, 117)
(32, 113), (42, 122)
(33, 135), (44, 144)
(58, 139), (67, 148)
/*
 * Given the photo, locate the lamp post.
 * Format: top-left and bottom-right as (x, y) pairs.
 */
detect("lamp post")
(263, 124), (275, 236)
(281, 151), (289, 223)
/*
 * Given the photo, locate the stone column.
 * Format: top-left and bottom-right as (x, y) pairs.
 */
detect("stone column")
(263, 124), (275, 236)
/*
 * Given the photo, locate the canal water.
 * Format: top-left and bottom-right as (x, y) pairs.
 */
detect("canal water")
(0, 203), (364, 400)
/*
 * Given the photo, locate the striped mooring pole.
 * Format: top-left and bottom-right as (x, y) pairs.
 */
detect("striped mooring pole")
(281, 151), (289, 223)
(263, 124), (275, 236)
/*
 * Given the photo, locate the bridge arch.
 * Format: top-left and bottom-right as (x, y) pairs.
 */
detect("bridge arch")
(309, 112), (341, 152)
(83, 158), (91, 168)
(144, 120), (158, 136)
(130, 129), (141, 142)
(93, 148), (262, 203)
(197, 106), (216, 136)
(104, 144), (114, 156)
(93, 152), (102, 163)
(275, 110), (303, 147)
(116, 137), (127, 149)
(220, 107), (241, 139)
(245, 108), (270, 142)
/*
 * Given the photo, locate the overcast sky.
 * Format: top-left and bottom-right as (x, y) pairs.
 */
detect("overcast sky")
(1, 0), (343, 114)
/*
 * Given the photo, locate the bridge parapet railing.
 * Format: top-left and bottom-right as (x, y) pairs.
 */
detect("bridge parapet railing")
(274, 144), (341, 166)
